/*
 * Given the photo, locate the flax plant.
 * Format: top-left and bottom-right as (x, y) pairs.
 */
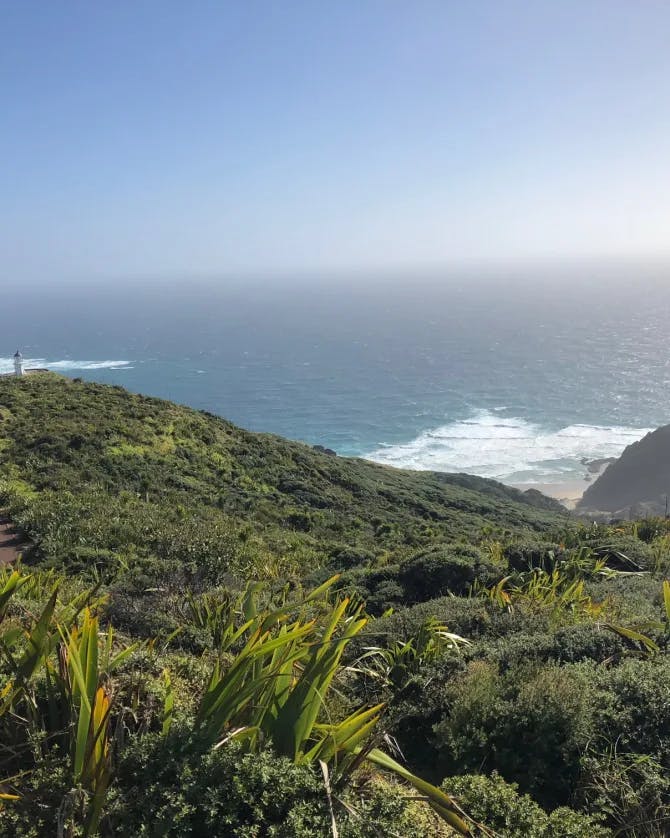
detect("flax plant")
(56, 609), (137, 835)
(358, 617), (470, 689)
(192, 575), (476, 835)
(476, 568), (604, 621)
(0, 567), (135, 835)
(599, 579), (670, 656)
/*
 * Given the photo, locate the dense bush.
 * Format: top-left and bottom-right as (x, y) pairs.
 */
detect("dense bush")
(588, 572), (663, 625)
(550, 623), (628, 663)
(0, 375), (564, 582)
(474, 631), (557, 670)
(593, 657), (670, 762)
(0, 751), (74, 838)
(504, 541), (564, 572)
(399, 544), (498, 599)
(434, 662), (596, 807)
(446, 772), (611, 837)
(108, 731), (445, 838)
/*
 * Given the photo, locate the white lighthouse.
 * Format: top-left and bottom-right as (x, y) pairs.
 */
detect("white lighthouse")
(13, 350), (24, 377)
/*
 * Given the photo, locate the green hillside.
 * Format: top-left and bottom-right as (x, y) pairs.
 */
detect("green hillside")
(0, 374), (565, 581)
(1, 374), (670, 838)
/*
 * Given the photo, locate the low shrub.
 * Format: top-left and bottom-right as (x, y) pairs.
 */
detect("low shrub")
(551, 623), (628, 663)
(504, 541), (564, 572)
(108, 731), (446, 838)
(434, 662), (597, 808)
(399, 545), (492, 600)
(593, 657), (670, 762)
(446, 772), (611, 837)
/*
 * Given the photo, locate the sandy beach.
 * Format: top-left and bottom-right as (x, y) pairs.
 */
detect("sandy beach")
(509, 462), (612, 511)
(510, 480), (589, 510)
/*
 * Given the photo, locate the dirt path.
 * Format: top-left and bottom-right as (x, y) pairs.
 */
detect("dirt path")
(0, 515), (28, 565)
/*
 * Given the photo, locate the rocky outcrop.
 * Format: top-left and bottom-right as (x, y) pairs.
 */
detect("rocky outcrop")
(312, 444), (337, 456)
(578, 425), (670, 515)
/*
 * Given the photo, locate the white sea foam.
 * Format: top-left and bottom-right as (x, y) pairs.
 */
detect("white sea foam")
(0, 358), (132, 374)
(47, 360), (132, 371)
(365, 411), (652, 484)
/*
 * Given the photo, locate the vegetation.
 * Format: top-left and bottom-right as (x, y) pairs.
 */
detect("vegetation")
(1, 375), (670, 835)
(0, 376), (566, 578)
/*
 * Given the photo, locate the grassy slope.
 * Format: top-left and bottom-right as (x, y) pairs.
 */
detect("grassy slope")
(0, 374), (566, 573)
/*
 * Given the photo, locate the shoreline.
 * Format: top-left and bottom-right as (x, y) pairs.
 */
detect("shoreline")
(508, 462), (612, 511)
(509, 479), (589, 510)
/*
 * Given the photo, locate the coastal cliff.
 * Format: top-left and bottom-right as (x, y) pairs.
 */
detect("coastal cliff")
(579, 424), (670, 515)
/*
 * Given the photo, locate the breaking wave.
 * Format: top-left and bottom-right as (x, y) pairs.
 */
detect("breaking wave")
(0, 358), (132, 374)
(365, 410), (652, 484)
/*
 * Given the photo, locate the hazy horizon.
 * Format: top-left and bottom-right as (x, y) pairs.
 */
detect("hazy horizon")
(3, 1), (670, 286)
(10, 255), (670, 296)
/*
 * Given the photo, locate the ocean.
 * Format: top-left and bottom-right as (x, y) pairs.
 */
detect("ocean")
(2, 268), (669, 487)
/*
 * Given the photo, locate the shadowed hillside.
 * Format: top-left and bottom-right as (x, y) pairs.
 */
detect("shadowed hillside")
(579, 425), (670, 514)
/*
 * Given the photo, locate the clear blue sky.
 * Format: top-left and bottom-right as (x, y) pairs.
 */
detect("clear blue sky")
(2, 1), (670, 283)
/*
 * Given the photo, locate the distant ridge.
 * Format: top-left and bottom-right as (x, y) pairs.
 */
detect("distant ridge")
(578, 424), (670, 515)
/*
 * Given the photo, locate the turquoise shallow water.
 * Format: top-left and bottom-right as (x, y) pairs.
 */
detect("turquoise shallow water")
(2, 271), (668, 485)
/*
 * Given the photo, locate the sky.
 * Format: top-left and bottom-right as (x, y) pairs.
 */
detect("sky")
(2, 1), (670, 284)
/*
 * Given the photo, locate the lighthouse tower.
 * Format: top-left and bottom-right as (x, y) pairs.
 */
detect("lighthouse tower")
(13, 350), (24, 377)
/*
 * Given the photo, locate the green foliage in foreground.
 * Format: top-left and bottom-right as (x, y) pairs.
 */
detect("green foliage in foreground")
(0, 569), (474, 836)
(110, 736), (429, 838)
(6, 548), (670, 836)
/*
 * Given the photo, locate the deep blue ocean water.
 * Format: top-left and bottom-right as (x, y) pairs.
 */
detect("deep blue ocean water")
(3, 270), (669, 486)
